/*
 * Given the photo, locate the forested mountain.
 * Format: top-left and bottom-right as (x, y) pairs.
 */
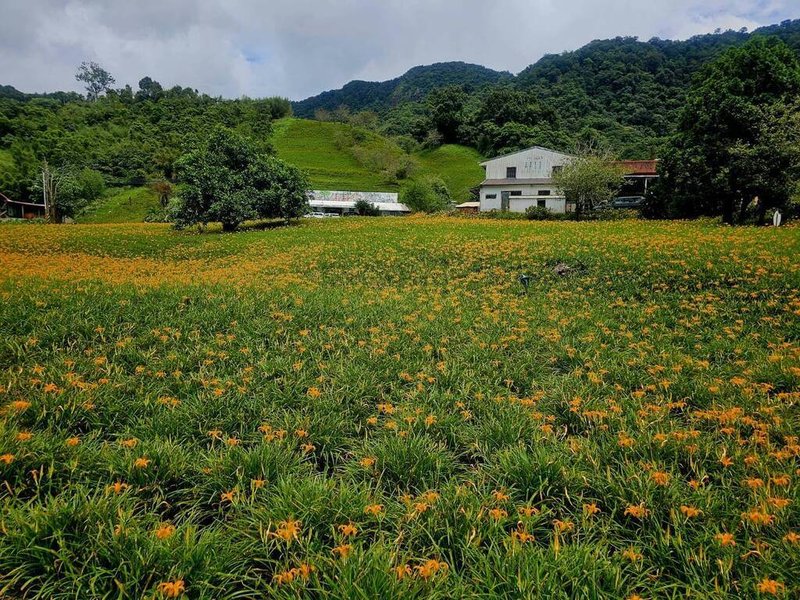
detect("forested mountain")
(292, 62), (512, 118)
(2, 19), (800, 215)
(294, 19), (800, 158)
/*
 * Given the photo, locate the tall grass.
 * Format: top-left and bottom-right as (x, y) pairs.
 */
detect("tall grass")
(0, 218), (799, 598)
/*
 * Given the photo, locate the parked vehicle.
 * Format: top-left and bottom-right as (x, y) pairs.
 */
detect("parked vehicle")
(611, 196), (645, 209)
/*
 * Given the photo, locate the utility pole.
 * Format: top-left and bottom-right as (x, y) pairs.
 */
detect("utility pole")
(42, 162), (49, 221)
(41, 160), (59, 222)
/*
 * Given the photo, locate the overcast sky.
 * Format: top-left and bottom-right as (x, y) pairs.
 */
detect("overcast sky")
(0, 0), (797, 100)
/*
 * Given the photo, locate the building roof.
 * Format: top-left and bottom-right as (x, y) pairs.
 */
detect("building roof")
(308, 190), (410, 212)
(0, 194), (46, 208)
(309, 198), (410, 212)
(615, 160), (659, 176)
(481, 178), (553, 186)
(479, 146), (574, 166)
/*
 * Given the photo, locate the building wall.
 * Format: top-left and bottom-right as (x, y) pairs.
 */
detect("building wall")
(482, 147), (572, 180)
(480, 183), (567, 213)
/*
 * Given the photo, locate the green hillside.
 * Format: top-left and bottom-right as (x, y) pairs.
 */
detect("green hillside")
(271, 118), (397, 191)
(271, 118), (483, 200)
(78, 186), (160, 223)
(73, 119), (483, 224)
(417, 145), (484, 202)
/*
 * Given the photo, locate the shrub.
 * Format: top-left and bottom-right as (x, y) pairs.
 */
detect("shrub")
(401, 177), (451, 213)
(354, 199), (380, 216)
(524, 205), (554, 220)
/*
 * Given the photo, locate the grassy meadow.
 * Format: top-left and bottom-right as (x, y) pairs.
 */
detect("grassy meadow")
(271, 118), (484, 200)
(79, 186), (161, 224)
(0, 218), (799, 599)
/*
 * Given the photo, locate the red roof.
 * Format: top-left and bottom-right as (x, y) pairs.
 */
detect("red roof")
(615, 160), (659, 176)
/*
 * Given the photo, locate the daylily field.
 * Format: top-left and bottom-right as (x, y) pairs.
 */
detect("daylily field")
(0, 218), (799, 599)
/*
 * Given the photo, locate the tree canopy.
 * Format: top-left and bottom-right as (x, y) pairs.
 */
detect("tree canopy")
(657, 37), (800, 222)
(75, 62), (116, 101)
(172, 127), (309, 231)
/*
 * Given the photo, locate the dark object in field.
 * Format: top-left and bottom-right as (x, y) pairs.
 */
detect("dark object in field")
(553, 263), (572, 276)
(518, 274), (532, 294)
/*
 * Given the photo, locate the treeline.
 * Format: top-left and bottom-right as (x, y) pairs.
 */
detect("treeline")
(298, 20), (800, 159)
(0, 75), (292, 212)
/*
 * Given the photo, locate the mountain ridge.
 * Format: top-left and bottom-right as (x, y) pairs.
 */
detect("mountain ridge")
(292, 19), (800, 120)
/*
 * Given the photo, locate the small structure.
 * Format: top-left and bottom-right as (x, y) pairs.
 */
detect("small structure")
(1, 193), (47, 219)
(308, 191), (410, 216)
(455, 201), (480, 214)
(615, 160), (659, 197)
(478, 147), (575, 214)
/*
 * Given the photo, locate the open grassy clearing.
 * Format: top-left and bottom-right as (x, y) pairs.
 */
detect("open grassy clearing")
(0, 218), (799, 599)
(271, 118), (393, 192)
(271, 118), (483, 200)
(78, 186), (161, 224)
(416, 145), (485, 202)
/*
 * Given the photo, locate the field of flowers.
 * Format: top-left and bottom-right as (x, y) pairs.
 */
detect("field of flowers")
(0, 218), (799, 599)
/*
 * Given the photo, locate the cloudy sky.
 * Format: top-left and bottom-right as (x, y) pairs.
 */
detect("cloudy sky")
(0, 0), (797, 100)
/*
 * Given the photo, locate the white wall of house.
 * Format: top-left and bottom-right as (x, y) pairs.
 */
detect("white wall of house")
(481, 185), (567, 213)
(478, 147), (574, 214)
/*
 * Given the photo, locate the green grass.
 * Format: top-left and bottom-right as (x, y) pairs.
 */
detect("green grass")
(3, 218), (799, 598)
(79, 186), (160, 224)
(271, 118), (484, 200)
(417, 145), (485, 202)
(271, 118), (400, 192)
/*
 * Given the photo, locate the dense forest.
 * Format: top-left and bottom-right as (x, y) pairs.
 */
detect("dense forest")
(297, 19), (800, 158)
(0, 81), (291, 211)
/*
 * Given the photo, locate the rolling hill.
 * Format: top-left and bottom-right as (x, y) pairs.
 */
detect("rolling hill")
(78, 186), (161, 224)
(292, 62), (512, 118)
(271, 118), (484, 200)
(292, 20), (800, 157)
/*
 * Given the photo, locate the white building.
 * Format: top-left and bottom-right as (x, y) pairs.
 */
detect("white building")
(479, 147), (574, 214)
(308, 191), (410, 216)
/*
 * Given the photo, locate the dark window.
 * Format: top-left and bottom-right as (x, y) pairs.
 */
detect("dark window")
(537, 200), (546, 208)
(538, 190), (551, 196)
(485, 194), (497, 199)
(552, 165), (563, 176)
(506, 167), (517, 179)
(509, 191), (522, 197)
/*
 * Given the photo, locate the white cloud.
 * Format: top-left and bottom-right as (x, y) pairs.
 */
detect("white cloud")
(0, 0), (796, 99)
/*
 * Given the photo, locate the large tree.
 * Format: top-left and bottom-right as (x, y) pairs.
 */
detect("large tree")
(553, 151), (624, 220)
(75, 62), (116, 101)
(658, 37), (800, 223)
(173, 127), (309, 231)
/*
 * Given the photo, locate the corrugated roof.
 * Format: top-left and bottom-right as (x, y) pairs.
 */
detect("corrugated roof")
(479, 146), (575, 166)
(481, 178), (553, 186)
(615, 160), (659, 175)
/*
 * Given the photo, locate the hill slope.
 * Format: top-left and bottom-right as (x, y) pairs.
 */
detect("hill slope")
(78, 186), (160, 224)
(292, 62), (512, 118)
(293, 20), (800, 156)
(271, 118), (397, 191)
(271, 118), (484, 200)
